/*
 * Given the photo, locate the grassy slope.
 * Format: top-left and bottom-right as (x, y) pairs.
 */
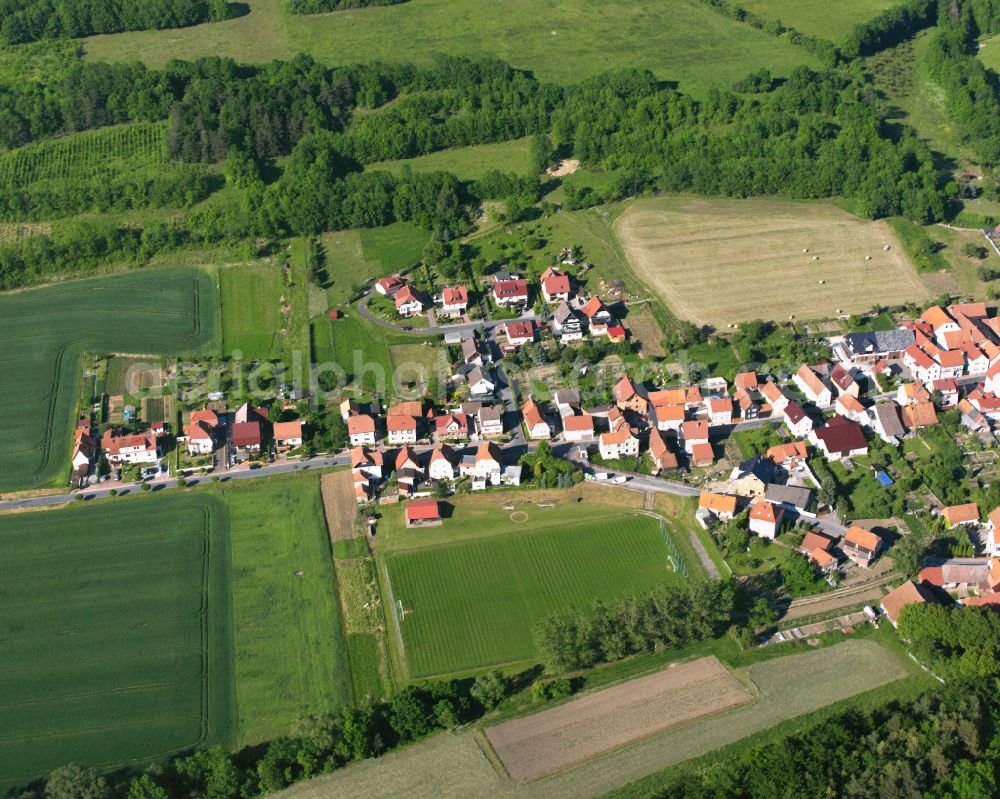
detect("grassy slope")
(222, 473), (354, 745)
(370, 137), (534, 180)
(81, 0), (818, 94)
(0, 267), (219, 493)
(737, 0), (896, 40)
(383, 514), (677, 677)
(0, 493), (235, 790)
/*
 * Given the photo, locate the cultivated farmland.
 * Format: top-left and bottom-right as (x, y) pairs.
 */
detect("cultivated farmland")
(487, 656), (751, 781)
(223, 474), (354, 744)
(274, 639), (911, 799)
(615, 197), (931, 328)
(82, 0), (818, 94)
(0, 493), (234, 790)
(0, 267), (218, 492)
(382, 514), (677, 677)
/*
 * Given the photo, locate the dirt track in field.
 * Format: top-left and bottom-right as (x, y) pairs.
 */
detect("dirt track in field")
(485, 656), (750, 781)
(320, 471), (356, 541)
(615, 197), (931, 327)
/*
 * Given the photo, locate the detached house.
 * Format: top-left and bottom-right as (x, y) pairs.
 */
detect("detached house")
(394, 285), (427, 317)
(707, 397), (733, 426)
(183, 420), (215, 456)
(842, 526), (883, 568)
(540, 266), (571, 303)
(467, 366), (496, 397)
(551, 301), (584, 342)
(782, 401), (813, 438)
(493, 278), (529, 307)
(871, 403), (906, 444)
(504, 320), (536, 347)
(985, 506), (1000, 556)
(794, 364), (832, 406)
(580, 295), (614, 335)
(881, 580), (937, 627)
(748, 500), (784, 539)
(434, 413), (469, 442)
(729, 454), (772, 498)
(698, 491), (738, 522)
(651, 402), (685, 433)
(941, 503), (979, 528)
(829, 364), (859, 397)
(386, 415), (418, 445)
(273, 420), (304, 454)
(835, 392), (866, 422)
(348, 414), (378, 447)
(231, 423), (263, 459)
(473, 441), (503, 485)
(810, 417), (868, 461)
(521, 399), (552, 440)
(351, 447), (384, 480)
(375, 276), (404, 296)
(428, 443), (459, 481)
(562, 413), (595, 442)
(71, 424), (97, 482)
(438, 286), (469, 317)
(760, 380), (789, 414)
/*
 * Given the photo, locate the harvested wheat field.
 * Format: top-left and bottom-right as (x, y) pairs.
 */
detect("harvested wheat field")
(615, 197), (931, 327)
(321, 471), (357, 541)
(486, 656), (749, 781)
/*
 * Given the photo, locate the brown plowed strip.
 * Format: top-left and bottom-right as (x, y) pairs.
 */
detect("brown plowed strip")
(486, 655), (750, 781)
(320, 471), (356, 541)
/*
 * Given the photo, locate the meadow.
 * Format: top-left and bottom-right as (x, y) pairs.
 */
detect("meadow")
(737, 0), (897, 41)
(0, 267), (219, 493)
(382, 513), (677, 677)
(370, 138), (534, 180)
(222, 474), (354, 744)
(0, 493), (234, 790)
(81, 0), (819, 95)
(615, 197), (931, 327)
(219, 263), (283, 360)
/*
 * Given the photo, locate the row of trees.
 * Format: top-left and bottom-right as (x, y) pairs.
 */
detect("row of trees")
(0, 0), (233, 46)
(533, 579), (736, 671)
(643, 681), (998, 798)
(285, 0), (405, 12)
(839, 0), (937, 58)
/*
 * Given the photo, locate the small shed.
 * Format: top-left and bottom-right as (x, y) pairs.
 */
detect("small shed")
(327, 308), (342, 320)
(405, 499), (442, 528)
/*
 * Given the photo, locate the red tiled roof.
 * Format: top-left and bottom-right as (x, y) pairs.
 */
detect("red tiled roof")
(441, 286), (468, 305)
(493, 279), (529, 299)
(232, 422), (261, 448)
(347, 415), (376, 435)
(542, 272), (571, 296)
(406, 499), (440, 522)
(273, 420), (303, 441)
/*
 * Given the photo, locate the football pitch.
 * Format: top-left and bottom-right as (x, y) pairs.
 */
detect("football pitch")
(383, 515), (678, 678)
(0, 267), (219, 492)
(0, 493), (234, 790)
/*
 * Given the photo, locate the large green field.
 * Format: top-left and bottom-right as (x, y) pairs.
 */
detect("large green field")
(0, 267), (219, 492)
(383, 513), (677, 677)
(81, 0), (819, 94)
(0, 493), (234, 790)
(370, 138), (534, 180)
(223, 474), (354, 744)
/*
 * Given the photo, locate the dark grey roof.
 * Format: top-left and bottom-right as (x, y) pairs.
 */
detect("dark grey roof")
(553, 301), (579, 324)
(765, 483), (814, 510)
(845, 329), (915, 355)
(553, 389), (581, 407)
(735, 454), (773, 483)
(872, 403), (906, 438)
(479, 406), (502, 422)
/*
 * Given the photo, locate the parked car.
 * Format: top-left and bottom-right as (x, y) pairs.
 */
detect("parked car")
(611, 475), (629, 484)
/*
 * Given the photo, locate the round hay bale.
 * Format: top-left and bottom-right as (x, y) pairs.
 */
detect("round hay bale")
(884, 244), (891, 251)
(812, 255), (820, 261)
(294, 569), (304, 577)
(802, 248), (809, 253)
(865, 255), (871, 261)
(818, 279), (825, 284)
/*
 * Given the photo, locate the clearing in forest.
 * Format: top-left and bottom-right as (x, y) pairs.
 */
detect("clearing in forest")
(616, 197), (930, 328)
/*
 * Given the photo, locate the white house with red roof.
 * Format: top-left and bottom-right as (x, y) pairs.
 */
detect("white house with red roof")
(428, 444), (459, 481)
(680, 420), (709, 454)
(394, 285), (427, 317)
(273, 420), (304, 454)
(387, 415), (418, 445)
(707, 397), (733, 427)
(437, 286), (469, 317)
(521, 399), (552, 440)
(104, 432), (159, 465)
(749, 499), (783, 539)
(434, 413), (469, 441)
(540, 267), (572, 303)
(183, 420), (215, 456)
(492, 278), (529, 307)
(599, 426), (640, 460)
(932, 378), (959, 408)
(562, 413), (595, 442)
(504, 320), (536, 347)
(580, 295), (614, 334)
(903, 343), (941, 386)
(793, 364), (832, 406)
(347, 414), (377, 447)
(375, 276), (404, 296)
(760, 380), (789, 414)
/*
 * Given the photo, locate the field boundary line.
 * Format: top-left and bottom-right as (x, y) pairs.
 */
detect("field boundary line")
(381, 560), (408, 679)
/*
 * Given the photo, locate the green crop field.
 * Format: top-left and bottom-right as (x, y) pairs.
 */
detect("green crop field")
(737, 0), (897, 41)
(370, 138), (534, 180)
(223, 474), (354, 744)
(219, 264), (283, 360)
(82, 0), (818, 95)
(0, 267), (219, 492)
(0, 493), (234, 790)
(383, 514), (677, 677)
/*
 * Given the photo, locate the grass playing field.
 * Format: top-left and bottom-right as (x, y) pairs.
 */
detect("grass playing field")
(737, 0), (898, 41)
(382, 513), (678, 678)
(219, 264), (283, 360)
(0, 267), (219, 493)
(0, 493), (234, 790)
(615, 196), (931, 328)
(223, 473), (354, 744)
(81, 0), (818, 95)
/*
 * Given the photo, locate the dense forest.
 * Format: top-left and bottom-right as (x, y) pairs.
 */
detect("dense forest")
(0, 0), (234, 45)
(622, 680), (999, 799)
